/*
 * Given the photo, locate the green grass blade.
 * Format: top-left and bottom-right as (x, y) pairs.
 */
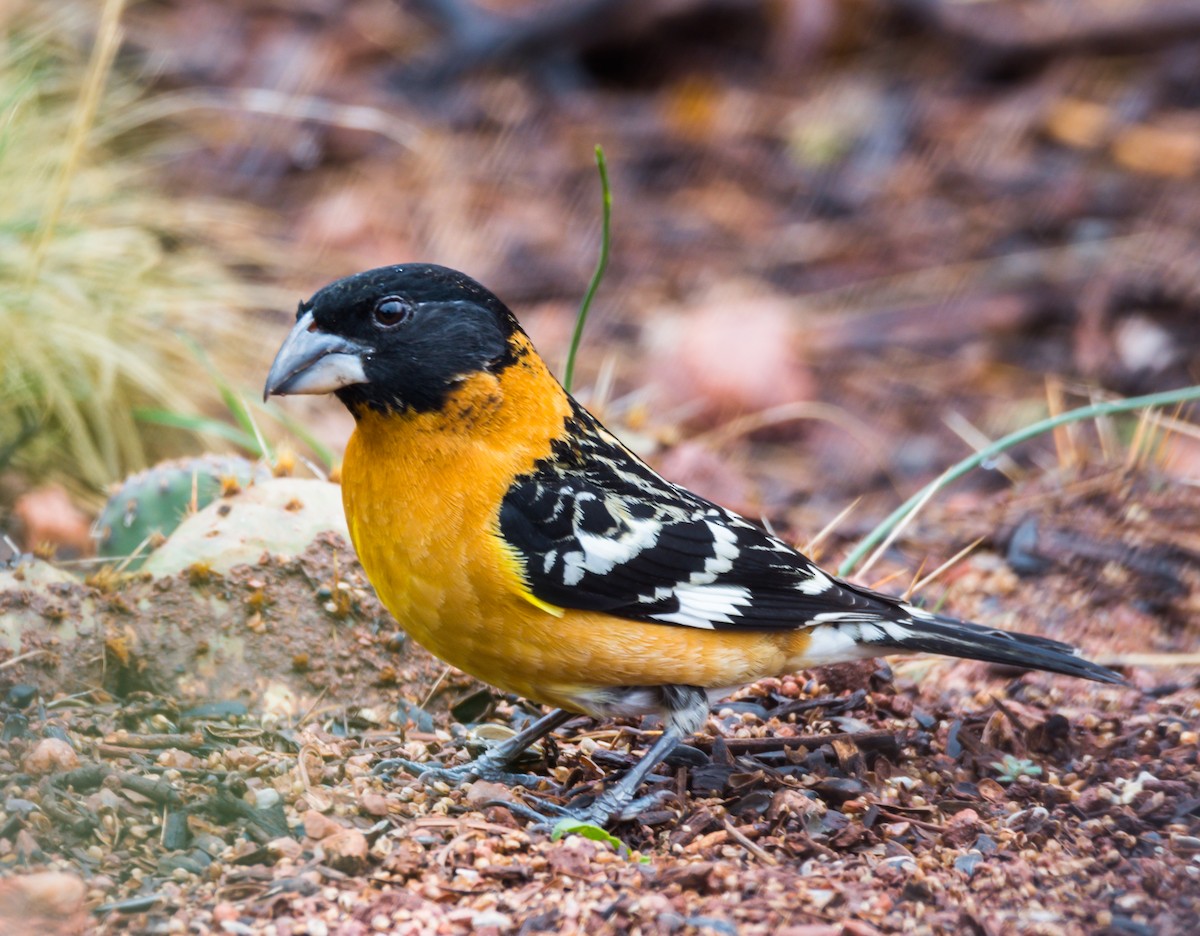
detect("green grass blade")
(838, 384), (1200, 577)
(134, 407), (259, 451)
(178, 334), (273, 461)
(562, 145), (612, 394)
(172, 336), (336, 468)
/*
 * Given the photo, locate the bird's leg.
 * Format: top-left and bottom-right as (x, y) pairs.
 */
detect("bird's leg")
(375, 707), (574, 787)
(479, 729), (687, 829)
(563, 722), (688, 827)
(502, 685), (706, 828)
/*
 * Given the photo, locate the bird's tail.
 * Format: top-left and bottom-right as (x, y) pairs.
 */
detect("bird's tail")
(860, 609), (1125, 684)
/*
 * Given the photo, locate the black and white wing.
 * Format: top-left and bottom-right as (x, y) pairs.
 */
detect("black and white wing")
(497, 405), (1125, 685)
(498, 405), (892, 632)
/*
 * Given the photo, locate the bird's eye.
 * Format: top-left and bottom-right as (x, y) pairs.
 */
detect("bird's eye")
(372, 297), (412, 329)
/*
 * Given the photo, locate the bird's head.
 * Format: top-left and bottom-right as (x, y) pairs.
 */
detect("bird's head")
(263, 264), (526, 415)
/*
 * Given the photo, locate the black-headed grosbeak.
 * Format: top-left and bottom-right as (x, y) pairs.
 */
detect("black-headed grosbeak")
(265, 263), (1122, 826)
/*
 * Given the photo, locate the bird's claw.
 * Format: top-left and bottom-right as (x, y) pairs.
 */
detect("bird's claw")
(482, 783), (679, 831)
(372, 756), (464, 782)
(478, 798), (573, 828)
(562, 785), (679, 827)
(372, 756), (549, 789)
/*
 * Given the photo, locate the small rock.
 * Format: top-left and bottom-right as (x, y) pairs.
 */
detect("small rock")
(880, 854), (917, 873)
(465, 780), (517, 808)
(471, 910), (513, 930)
(22, 738), (79, 775)
(302, 810), (343, 841)
(5, 685), (37, 710)
(192, 833), (228, 857)
(954, 852), (985, 878)
(306, 918), (329, 936)
(212, 903), (240, 923)
(0, 870), (87, 919)
(143, 478), (349, 576)
(547, 837), (599, 878)
(157, 749), (200, 770)
(320, 828), (369, 875)
(12, 484), (93, 557)
(359, 791), (390, 817)
(268, 837), (304, 861)
(943, 808), (983, 848)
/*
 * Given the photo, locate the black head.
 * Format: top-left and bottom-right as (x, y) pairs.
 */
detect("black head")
(264, 264), (525, 414)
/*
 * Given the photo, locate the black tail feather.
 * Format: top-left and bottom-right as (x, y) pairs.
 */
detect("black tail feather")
(883, 614), (1126, 685)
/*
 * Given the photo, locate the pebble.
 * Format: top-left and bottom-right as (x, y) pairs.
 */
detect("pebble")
(320, 828), (370, 875)
(22, 737), (79, 774)
(302, 810), (343, 840)
(0, 871), (87, 917)
(359, 791), (390, 816)
(5, 684), (37, 709)
(953, 852), (985, 878)
(472, 910), (513, 929)
(306, 918), (329, 936)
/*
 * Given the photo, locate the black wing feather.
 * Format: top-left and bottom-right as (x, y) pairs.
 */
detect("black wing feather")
(498, 404), (872, 629)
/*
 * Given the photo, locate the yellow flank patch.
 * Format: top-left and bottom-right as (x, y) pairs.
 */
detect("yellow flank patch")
(496, 536), (564, 617)
(514, 580), (566, 618)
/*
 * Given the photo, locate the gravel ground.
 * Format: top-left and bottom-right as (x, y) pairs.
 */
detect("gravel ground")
(1, 470), (1197, 935)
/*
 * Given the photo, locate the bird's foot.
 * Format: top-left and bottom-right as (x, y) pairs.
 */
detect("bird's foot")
(375, 708), (575, 791)
(559, 786), (679, 828)
(372, 754), (549, 790)
(481, 784), (678, 830)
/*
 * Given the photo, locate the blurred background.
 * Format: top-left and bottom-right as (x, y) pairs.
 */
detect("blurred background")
(4, 0), (1200, 560)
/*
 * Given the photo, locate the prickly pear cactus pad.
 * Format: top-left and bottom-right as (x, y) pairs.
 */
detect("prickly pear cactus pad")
(94, 456), (272, 568)
(142, 478), (350, 576)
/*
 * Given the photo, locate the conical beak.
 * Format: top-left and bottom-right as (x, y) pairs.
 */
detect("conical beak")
(263, 311), (372, 401)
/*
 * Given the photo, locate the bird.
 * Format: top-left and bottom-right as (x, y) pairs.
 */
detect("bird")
(264, 263), (1124, 827)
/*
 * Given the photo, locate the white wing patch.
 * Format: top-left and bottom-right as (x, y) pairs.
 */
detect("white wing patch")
(875, 619), (913, 642)
(810, 611), (881, 624)
(796, 567), (835, 595)
(807, 612), (912, 643)
(651, 583), (752, 628)
(690, 520), (739, 585)
(561, 512), (662, 586)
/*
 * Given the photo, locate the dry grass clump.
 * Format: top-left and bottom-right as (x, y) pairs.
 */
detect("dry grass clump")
(0, 1), (281, 495)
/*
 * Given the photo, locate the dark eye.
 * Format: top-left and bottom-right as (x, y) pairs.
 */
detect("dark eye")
(372, 297), (412, 328)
